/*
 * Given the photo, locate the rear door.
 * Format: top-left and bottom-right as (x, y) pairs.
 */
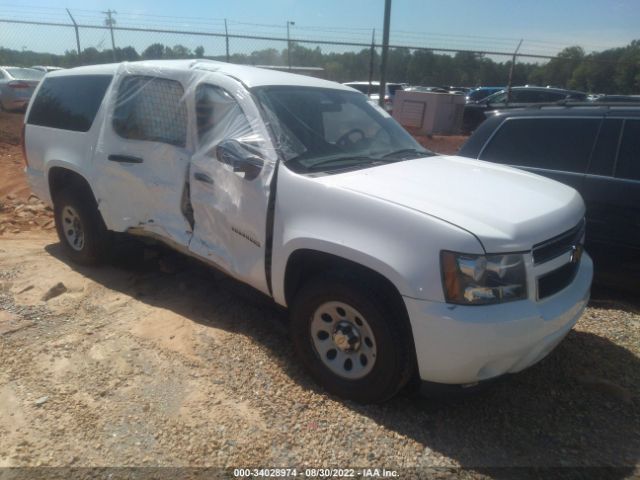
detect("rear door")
(92, 72), (193, 246)
(582, 118), (640, 250)
(187, 73), (276, 295)
(613, 119), (640, 250)
(580, 118), (622, 248)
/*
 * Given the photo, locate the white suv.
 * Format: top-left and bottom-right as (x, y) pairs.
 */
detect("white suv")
(24, 60), (592, 403)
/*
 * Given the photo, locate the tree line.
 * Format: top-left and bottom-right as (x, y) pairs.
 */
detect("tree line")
(1, 39), (638, 94)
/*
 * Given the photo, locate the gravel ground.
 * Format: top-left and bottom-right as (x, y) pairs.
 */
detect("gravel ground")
(0, 232), (639, 480)
(1, 109), (639, 479)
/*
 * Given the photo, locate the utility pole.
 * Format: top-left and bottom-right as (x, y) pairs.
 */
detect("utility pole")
(507, 39), (523, 103)
(286, 20), (295, 70)
(102, 9), (117, 62)
(379, 0), (391, 108)
(368, 29), (376, 97)
(224, 19), (230, 62)
(66, 8), (81, 64)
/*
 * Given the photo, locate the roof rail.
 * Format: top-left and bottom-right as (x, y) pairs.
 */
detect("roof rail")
(501, 101), (640, 110)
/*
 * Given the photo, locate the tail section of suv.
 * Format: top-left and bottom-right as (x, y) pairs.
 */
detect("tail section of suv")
(462, 86), (588, 132)
(24, 60), (592, 403)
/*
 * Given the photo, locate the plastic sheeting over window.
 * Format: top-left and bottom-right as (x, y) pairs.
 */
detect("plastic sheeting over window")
(113, 75), (187, 147)
(91, 61), (277, 294)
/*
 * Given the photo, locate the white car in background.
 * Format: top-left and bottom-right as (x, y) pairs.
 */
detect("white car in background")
(23, 60), (592, 403)
(0, 66), (44, 111)
(343, 81), (405, 111)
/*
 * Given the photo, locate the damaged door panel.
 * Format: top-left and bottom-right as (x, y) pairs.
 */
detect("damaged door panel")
(187, 74), (276, 295)
(92, 69), (194, 247)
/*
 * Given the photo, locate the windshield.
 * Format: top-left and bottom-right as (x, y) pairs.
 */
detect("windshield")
(346, 83), (379, 96)
(345, 83), (403, 97)
(483, 90), (507, 104)
(5, 68), (45, 81)
(468, 88), (499, 101)
(254, 86), (434, 174)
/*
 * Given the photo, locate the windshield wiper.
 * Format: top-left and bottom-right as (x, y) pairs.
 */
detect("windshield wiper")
(380, 148), (435, 159)
(307, 155), (382, 171)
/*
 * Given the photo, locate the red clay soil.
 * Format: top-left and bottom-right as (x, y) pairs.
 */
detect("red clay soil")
(414, 134), (468, 155)
(0, 111), (55, 234)
(403, 126), (469, 155)
(0, 111), (31, 200)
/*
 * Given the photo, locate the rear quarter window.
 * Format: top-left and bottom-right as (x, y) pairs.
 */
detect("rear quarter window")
(480, 117), (600, 173)
(27, 75), (113, 132)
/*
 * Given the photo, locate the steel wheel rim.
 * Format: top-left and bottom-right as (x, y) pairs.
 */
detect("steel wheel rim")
(310, 301), (377, 380)
(61, 206), (85, 251)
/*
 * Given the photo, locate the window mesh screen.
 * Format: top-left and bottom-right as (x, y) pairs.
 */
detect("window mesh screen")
(113, 75), (187, 147)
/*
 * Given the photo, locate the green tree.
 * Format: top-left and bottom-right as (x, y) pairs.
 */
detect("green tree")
(142, 43), (165, 60)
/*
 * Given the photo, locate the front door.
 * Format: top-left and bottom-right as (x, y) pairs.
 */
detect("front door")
(188, 73), (277, 295)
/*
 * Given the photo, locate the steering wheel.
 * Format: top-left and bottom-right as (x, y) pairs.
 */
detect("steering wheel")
(336, 128), (366, 148)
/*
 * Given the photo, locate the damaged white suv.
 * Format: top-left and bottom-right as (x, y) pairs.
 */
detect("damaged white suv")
(24, 60), (592, 403)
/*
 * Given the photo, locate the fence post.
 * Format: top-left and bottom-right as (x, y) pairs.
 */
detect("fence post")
(66, 8), (81, 64)
(286, 20), (295, 69)
(379, 0), (392, 108)
(225, 19), (230, 62)
(507, 39), (523, 103)
(102, 9), (117, 62)
(368, 29), (376, 97)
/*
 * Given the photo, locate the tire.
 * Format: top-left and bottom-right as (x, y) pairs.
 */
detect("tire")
(53, 188), (112, 265)
(290, 272), (415, 403)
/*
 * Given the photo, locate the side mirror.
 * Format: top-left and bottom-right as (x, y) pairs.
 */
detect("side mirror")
(215, 139), (264, 181)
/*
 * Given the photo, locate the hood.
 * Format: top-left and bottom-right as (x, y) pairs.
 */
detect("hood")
(321, 155), (585, 253)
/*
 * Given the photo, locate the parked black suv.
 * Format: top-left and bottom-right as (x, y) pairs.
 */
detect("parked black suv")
(462, 86), (588, 132)
(459, 105), (640, 260)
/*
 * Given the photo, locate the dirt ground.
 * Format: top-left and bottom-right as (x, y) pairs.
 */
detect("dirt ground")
(1, 110), (639, 477)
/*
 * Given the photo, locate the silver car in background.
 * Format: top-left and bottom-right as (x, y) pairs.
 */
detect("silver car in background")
(0, 67), (45, 111)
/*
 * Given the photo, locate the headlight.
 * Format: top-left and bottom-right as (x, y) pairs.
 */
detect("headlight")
(441, 251), (527, 305)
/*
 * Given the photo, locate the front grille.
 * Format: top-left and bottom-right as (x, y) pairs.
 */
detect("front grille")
(532, 219), (585, 265)
(537, 260), (580, 299)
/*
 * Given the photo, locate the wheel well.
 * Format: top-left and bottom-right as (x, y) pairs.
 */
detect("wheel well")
(48, 167), (96, 205)
(285, 249), (418, 380)
(285, 249), (406, 317)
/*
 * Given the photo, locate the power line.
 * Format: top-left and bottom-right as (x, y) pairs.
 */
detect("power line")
(102, 9), (117, 61)
(0, 5), (625, 54)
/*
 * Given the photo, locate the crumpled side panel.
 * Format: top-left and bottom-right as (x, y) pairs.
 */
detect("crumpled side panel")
(90, 61), (277, 292)
(186, 70), (277, 293)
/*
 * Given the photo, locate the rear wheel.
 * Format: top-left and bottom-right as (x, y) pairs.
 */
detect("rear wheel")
(53, 188), (112, 265)
(290, 273), (414, 403)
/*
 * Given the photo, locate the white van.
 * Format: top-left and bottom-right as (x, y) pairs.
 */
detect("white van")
(23, 60), (592, 403)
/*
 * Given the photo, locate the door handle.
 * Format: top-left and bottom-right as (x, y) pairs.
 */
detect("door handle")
(194, 172), (214, 184)
(108, 154), (144, 164)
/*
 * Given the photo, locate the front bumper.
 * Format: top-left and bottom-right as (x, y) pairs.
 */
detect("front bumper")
(404, 252), (593, 385)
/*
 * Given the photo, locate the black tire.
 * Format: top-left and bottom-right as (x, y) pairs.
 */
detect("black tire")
(290, 272), (415, 403)
(53, 188), (112, 265)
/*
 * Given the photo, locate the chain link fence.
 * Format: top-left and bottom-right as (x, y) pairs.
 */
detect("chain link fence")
(1, 17), (638, 92)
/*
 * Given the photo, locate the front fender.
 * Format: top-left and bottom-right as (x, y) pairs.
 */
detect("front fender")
(272, 238), (414, 307)
(271, 166), (483, 306)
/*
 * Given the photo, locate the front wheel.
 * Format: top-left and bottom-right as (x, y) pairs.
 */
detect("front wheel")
(290, 274), (414, 403)
(53, 188), (112, 265)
